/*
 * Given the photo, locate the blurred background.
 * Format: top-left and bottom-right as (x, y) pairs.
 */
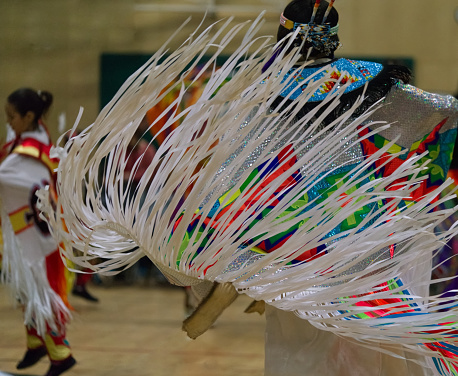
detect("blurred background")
(1, 0), (457, 142)
(0, 2), (457, 375)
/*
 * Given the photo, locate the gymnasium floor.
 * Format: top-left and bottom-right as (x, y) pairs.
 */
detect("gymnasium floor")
(0, 283), (265, 376)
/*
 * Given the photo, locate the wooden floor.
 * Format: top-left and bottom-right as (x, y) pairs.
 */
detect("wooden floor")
(0, 282), (265, 376)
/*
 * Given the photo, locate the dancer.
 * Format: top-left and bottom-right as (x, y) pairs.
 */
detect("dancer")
(1, 88), (76, 376)
(261, 2), (458, 374)
(183, 3), (458, 372)
(43, 2), (458, 375)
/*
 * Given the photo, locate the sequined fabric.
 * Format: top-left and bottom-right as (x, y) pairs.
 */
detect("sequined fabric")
(215, 82), (457, 280)
(367, 83), (458, 148)
(182, 62), (458, 286)
(208, 111), (380, 280)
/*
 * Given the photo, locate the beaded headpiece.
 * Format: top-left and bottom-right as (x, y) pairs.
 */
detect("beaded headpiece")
(280, 0), (340, 55)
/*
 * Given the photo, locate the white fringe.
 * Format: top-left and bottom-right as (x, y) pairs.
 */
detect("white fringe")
(0, 205), (70, 337)
(39, 15), (458, 367)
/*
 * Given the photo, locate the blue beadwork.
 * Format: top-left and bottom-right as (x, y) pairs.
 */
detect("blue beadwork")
(279, 59), (384, 101)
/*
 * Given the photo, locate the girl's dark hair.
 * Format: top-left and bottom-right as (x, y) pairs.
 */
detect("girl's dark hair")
(7, 88), (53, 123)
(277, 0), (339, 57)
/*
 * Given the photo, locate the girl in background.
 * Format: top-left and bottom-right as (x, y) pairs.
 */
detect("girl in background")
(1, 88), (76, 376)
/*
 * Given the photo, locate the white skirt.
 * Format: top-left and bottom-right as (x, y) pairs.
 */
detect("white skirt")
(264, 305), (434, 376)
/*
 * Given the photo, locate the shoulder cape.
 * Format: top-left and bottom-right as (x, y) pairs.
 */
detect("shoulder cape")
(40, 19), (458, 372)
